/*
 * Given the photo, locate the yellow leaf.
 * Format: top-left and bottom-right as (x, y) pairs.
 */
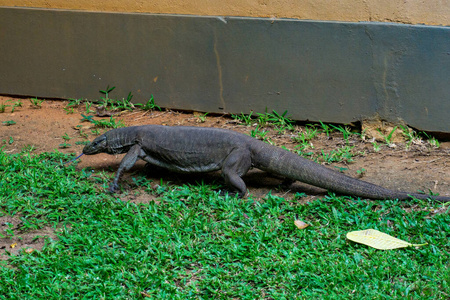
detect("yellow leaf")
(346, 229), (427, 250)
(294, 220), (309, 230)
(10, 243), (17, 248)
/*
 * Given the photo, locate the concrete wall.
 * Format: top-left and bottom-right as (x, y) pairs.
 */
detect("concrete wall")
(1, 0), (449, 25)
(1, 2), (449, 132)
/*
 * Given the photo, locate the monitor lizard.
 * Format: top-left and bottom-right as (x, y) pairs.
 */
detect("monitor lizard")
(78, 125), (450, 201)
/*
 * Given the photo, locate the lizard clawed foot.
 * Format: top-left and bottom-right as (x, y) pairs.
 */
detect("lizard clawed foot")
(109, 184), (119, 193)
(280, 178), (295, 189)
(218, 189), (248, 198)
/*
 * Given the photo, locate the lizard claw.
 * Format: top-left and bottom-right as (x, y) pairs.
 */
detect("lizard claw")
(109, 184), (119, 193)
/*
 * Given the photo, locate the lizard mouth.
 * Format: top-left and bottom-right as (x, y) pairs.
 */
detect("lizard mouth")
(82, 135), (107, 154)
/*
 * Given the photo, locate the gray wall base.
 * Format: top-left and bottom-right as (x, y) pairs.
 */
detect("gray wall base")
(1, 7), (449, 132)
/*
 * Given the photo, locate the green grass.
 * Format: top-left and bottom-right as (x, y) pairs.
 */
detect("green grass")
(0, 149), (449, 298)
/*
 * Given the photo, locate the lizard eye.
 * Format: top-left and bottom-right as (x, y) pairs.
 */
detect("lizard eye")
(91, 136), (106, 147)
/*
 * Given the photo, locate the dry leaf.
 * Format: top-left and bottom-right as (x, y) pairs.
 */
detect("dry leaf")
(24, 248), (34, 254)
(140, 291), (152, 297)
(96, 106), (121, 117)
(73, 124), (93, 130)
(346, 229), (427, 250)
(294, 220), (309, 230)
(10, 243), (17, 248)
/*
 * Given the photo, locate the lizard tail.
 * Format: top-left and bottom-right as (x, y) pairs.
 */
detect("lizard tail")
(254, 147), (450, 202)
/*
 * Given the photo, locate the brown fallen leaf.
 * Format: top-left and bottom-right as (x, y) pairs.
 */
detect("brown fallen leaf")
(96, 106), (121, 117)
(140, 291), (152, 297)
(73, 124), (93, 130)
(294, 220), (309, 230)
(24, 248), (34, 254)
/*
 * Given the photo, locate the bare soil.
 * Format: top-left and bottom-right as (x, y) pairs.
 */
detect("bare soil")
(1, 96), (449, 259)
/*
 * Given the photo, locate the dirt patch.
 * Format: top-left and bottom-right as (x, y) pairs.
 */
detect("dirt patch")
(362, 117), (407, 144)
(1, 96), (449, 202)
(0, 213), (58, 261)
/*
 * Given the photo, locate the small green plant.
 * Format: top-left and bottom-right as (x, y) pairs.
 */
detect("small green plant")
(59, 142), (72, 149)
(318, 121), (334, 136)
(91, 129), (101, 135)
(255, 110), (271, 127)
(81, 114), (95, 123)
(294, 143), (315, 157)
(356, 168), (366, 177)
(99, 85), (116, 103)
(78, 129), (89, 139)
(425, 135), (440, 148)
(98, 86), (153, 112)
(377, 126), (398, 146)
(353, 128), (367, 141)
(319, 145), (361, 164)
(274, 126), (288, 135)
(250, 126), (270, 142)
(103, 91), (135, 111)
(292, 126), (318, 144)
(372, 141), (381, 152)
(400, 127), (440, 149)
(334, 166), (348, 173)
(115, 92), (135, 111)
(197, 113), (208, 123)
(329, 124), (354, 143)
(85, 101), (94, 114)
(2, 137), (14, 145)
(75, 141), (90, 145)
(64, 107), (74, 114)
(135, 95), (161, 111)
(92, 116), (125, 129)
(2, 120), (16, 126)
(10, 100), (23, 112)
(21, 144), (36, 152)
(3, 222), (15, 237)
(64, 98), (83, 114)
(62, 133), (73, 141)
(234, 109), (295, 130)
(67, 98), (83, 107)
(0, 103), (9, 113)
(267, 110), (294, 131)
(29, 97), (44, 108)
(400, 125), (422, 147)
(232, 111), (254, 126)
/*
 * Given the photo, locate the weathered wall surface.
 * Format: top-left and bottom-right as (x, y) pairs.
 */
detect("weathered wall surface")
(1, 0), (449, 25)
(1, 3), (449, 132)
(1, 7), (449, 132)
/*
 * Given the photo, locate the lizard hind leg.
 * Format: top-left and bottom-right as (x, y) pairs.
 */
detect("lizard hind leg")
(221, 149), (252, 198)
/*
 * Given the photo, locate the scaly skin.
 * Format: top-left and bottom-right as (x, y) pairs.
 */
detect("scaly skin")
(82, 125), (450, 202)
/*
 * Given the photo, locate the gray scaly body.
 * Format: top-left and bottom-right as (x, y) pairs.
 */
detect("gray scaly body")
(82, 125), (450, 202)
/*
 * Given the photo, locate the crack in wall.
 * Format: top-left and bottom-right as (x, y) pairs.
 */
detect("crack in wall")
(213, 33), (226, 111)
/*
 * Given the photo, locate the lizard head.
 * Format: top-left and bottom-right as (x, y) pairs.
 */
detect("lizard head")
(83, 134), (108, 155)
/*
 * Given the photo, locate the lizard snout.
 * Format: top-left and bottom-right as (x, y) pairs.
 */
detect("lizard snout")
(83, 135), (107, 155)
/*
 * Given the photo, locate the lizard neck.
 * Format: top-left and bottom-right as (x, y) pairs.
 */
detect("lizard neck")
(106, 127), (138, 154)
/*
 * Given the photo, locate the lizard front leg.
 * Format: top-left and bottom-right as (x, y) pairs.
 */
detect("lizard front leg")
(110, 144), (142, 192)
